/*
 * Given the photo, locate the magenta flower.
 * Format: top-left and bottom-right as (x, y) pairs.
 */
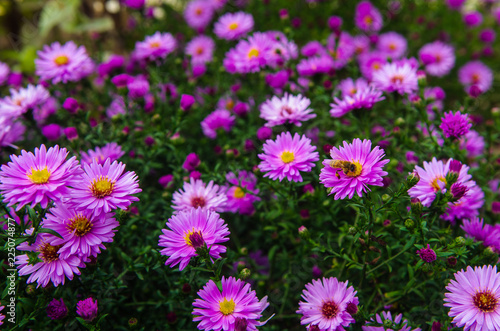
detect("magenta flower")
(223, 32), (275, 74)
(172, 178), (227, 213)
(461, 218), (500, 252)
(326, 32), (356, 70)
(419, 41), (455, 77)
(184, 0), (214, 31)
(193, 276), (270, 330)
(159, 208), (229, 270)
(377, 32), (407, 59)
(224, 171), (260, 216)
(458, 61), (493, 95)
(185, 35), (215, 65)
(459, 130), (485, 158)
(259, 93), (316, 127)
(372, 62), (418, 95)
(439, 111), (472, 139)
(320, 139), (389, 200)
(362, 311), (421, 331)
(0, 145), (81, 210)
(416, 244), (437, 263)
(297, 277), (359, 330)
(46, 298), (68, 320)
(214, 12), (254, 40)
(201, 109), (236, 139)
(441, 184), (484, 223)
(359, 51), (387, 80)
(337, 78), (369, 97)
(35, 41), (94, 84)
(297, 56), (334, 76)
(330, 85), (384, 118)
(132, 32), (177, 62)
(70, 159), (141, 217)
(76, 298), (98, 322)
(258, 132), (319, 182)
(80, 142), (125, 165)
(0, 84), (50, 119)
(355, 1), (383, 32)
(444, 265), (500, 331)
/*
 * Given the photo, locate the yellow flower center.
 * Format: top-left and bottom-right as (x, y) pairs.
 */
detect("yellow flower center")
(226, 99), (234, 110)
(229, 22), (238, 30)
(219, 298), (235, 315)
(281, 151), (295, 164)
(184, 229), (202, 247)
(473, 291), (498, 312)
(39, 243), (62, 263)
(54, 55), (69, 66)
(27, 167), (51, 184)
(233, 187), (245, 198)
(196, 47), (204, 55)
(68, 215), (93, 237)
(431, 176), (446, 192)
(195, 8), (203, 15)
(248, 48), (259, 59)
(391, 75), (404, 84)
(372, 62), (381, 70)
(388, 43), (396, 51)
(364, 15), (373, 25)
(91, 176), (114, 198)
(150, 41), (161, 48)
(471, 73), (480, 84)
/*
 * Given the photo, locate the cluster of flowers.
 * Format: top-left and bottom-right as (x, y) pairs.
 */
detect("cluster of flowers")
(0, 144), (140, 287)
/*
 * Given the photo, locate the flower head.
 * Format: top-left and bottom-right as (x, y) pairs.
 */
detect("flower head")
(355, 1), (383, 32)
(416, 244), (437, 263)
(76, 298), (98, 322)
(439, 111), (472, 139)
(223, 32), (275, 74)
(459, 130), (485, 158)
(132, 32), (177, 62)
(201, 109), (236, 139)
(330, 85), (384, 118)
(372, 62), (418, 95)
(172, 178), (227, 213)
(362, 311), (421, 331)
(458, 61), (493, 95)
(419, 41), (455, 77)
(214, 12), (254, 40)
(0, 84), (50, 119)
(47, 298), (68, 320)
(185, 35), (215, 65)
(80, 142), (125, 165)
(260, 93), (316, 127)
(377, 32), (407, 59)
(184, 0), (215, 31)
(461, 218), (500, 252)
(224, 171), (260, 216)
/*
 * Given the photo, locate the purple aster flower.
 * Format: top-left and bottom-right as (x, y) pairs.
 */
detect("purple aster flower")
(320, 138), (389, 200)
(224, 171), (260, 215)
(47, 298), (68, 320)
(223, 32), (275, 74)
(76, 298), (98, 322)
(127, 76), (149, 99)
(444, 265), (500, 331)
(459, 130), (485, 158)
(297, 55), (334, 76)
(355, 1), (383, 32)
(439, 111), (472, 139)
(329, 85), (384, 118)
(362, 311), (421, 331)
(193, 276), (270, 330)
(441, 184), (484, 224)
(461, 218), (500, 252)
(97, 54), (124, 77)
(326, 32), (356, 70)
(0, 84), (50, 119)
(214, 12), (254, 40)
(0, 116), (25, 149)
(80, 142), (125, 165)
(458, 61), (493, 95)
(446, 0), (465, 10)
(0, 62), (10, 85)
(377, 32), (407, 59)
(463, 11), (483, 27)
(0, 145), (81, 210)
(183, 153), (200, 171)
(373, 62), (418, 95)
(266, 31), (299, 68)
(358, 51), (387, 80)
(418, 41), (455, 77)
(184, 0), (215, 31)
(201, 109), (236, 139)
(158, 208), (229, 270)
(336, 78), (369, 97)
(258, 132), (319, 183)
(123, 0), (144, 9)
(106, 96), (127, 118)
(35, 41), (94, 84)
(171, 178), (227, 213)
(70, 159), (141, 217)
(259, 93), (316, 127)
(265, 70), (289, 89)
(479, 29), (496, 43)
(185, 35), (215, 65)
(297, 277), (359, 330)
(352, 34), (371, 56)
(416, 244), (437, 263)
(132, 32), (177, 62)
(301, 41), (326, 57)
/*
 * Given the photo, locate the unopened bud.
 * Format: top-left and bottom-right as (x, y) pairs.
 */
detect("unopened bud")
(128, 317), (138, 328)
(298, 225), (309, 239)
(450, 182), (468, 201)
(455, 236), (466, 246)
(395, 117), (405, 126)
(239, 268), (251, 279)
(235, 317), (248, 331)
(382, 194), (391, 202)
(447, 256), (457, 266)
(404, 218), (415, 229)
(410, 198), (422, 215)
(348, 227), (357, 235)
(406, 171), (420, 188)
(346, 302), (358, 315)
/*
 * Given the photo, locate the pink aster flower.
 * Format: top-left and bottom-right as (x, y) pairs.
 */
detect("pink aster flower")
(439, 111), (472, 139)
(265, 31), (298, 68)
(171, 178), (227, 213)
(184, 0), (215, 31)
(0, 116), (25, 149)
(223, 32), (275, 74)
(214, 12), (254, 40)
(0, 84), (50, 119)
(355, 1), (383, 33)
(193, 276), (270, 331)
(320, 139), (389, 200)
(353, 35), (371, 56)
(158, 208), (229, 270)
(444, 265), (500, 331)
(459, 130), (485, 158)
(301, 41), (326, 57)
(461, 218), (500, 252)
(297, 55), (334, 76)
(258, 132), (319, 182)
(362, 311), (421, 331)
(132, 32), (177, 62)
(0, 145), (81, 210)
(224, 171), (260, 216)
(330, 85), (384, 118)
(358, 51), (387, 80)
(337, 78), (369, 97)
(259, 93), (316, 127)
(419, 41), (455, 77)
(441, 184), (484, 223)
(297, 277), (359, 331)
(185, 35), (215, 64)
(35, 41), (94, 84)
(76, 298), (98, 322)
(15, 233), (83, 288)
(458, 61), (493, 95)
(43, 202), (118, 259)
(80, 142), (125, 165)
(372, 62), (418, 95)
(70, 159), (141, 217)
(326, 32), (356, 70)
(201, 109), (236, 139)
(377, 32), (407, 59)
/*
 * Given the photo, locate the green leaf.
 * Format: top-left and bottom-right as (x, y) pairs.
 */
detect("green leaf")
(38, 228), (63, 239)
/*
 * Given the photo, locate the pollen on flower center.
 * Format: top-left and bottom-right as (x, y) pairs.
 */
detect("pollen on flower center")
(389, 43), (397, 51)
(233, 187), (245, 198)
(40, 243), (63, 263)
(473, 291), (498, 312)
(372, 62), (381, 70)
(248, 48), (259, 59)
(431, 176), (446, 192)
(184, 229), (204, 248)
(321, 301), (338, 319)
(219, 298), (235, 315)
(54, 55), (69, 66)
(281, 151), (295, 164)
(364, 15), (373, 25)
(471, 73), (480, 84)
(195, 8), (203, 15)
(229, 22), (238, 30)
(27, 167), (51, 184)
(91, 176), (115, 198)
(191, 196), (206, 208)
(150, 41), (161, 48)
(196, 47), (204, 55)
(68, 215), (93, 237)
(226, 99), (235, 110)
(391, 75), (404, 84)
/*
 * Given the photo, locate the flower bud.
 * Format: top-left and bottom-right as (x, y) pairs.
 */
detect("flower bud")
(410, 198), (422, 215)
(455, 236), (466, 246)
(404, 218), (415, 230)
(381, 194), (391, 202)
(406, 171), (420, 188)
(180, 94), (195, 111)
(447, 256), (457, 266)
(348, 227), (357, 235)
(128, 317), (138, 328)
(450, 182), (468, 201)
(235, 317), (248, 331)
(298, 225), (309, 240)
(239, 268), (251, 279)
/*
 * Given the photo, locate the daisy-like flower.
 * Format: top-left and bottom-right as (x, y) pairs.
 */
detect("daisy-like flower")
(418, 41), (455, 77)
(70, 159), (141, 217)
(80, 142), (125, 165)
(259, 93), (316, 127)
(439, 111), (472, 139)
(201, 109), (236, 139)
(458, 61), (493, 95)
(43, 202), (118, 259)
(35, 41), (94, 84)
(185, 35), (215, 65)
(158, 208), (229, 270)
(0, 84), (50, 119)
(297, 55), (334, 76)
(337, 78), (369, 98)
(355, 1), (383, 33)
(441, 184), (484, 224)
(297, 277), (359, 331)
(358, 51), (387, 80)
(362, 311), (421, 331)
(15, 233), (83, 288)
(461, 218), (500, 252)
(258, 132), (319, 183)
(320, 139), (389, 200)
(214, 12), (254, 40)
(459, 130), (485, 158)
(329, 85), (384, 118)
(377, 32), (407, 59)
(302, 41), (326, 57)
(372, 62), (418, 95)
(352, 35), (371, 56)
(0, 145), (81, 210)
(192, 276), (270, 330)
(132, 32), (177, 62)
(265, 31), (299, 68)
(224, 171), (260, 216)
(184, 0), (215, 31)
(223, 32), (275, 74)
(444, 265), (500, 331)
(326, 32), (356, 70)
(76, 298), (98, 322)
(172, 178), (227, 213)
(0, 116), (25, 149)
